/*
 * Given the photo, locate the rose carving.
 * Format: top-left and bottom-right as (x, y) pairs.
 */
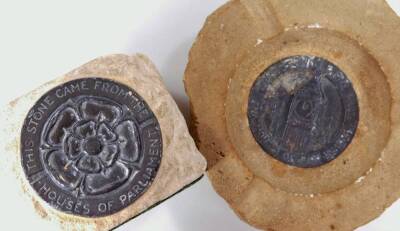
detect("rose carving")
(42, 97), (141, 196)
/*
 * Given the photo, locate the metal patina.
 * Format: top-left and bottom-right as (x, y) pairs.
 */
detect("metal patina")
(248, 56), (359, 168)
(21, 78), (162, 217)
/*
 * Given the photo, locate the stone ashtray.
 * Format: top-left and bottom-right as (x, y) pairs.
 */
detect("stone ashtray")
(185, 0), (400, 230)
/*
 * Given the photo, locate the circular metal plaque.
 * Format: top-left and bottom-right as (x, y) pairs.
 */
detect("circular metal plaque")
(21, 78), (162, 217)
(248, 56), (359, 168)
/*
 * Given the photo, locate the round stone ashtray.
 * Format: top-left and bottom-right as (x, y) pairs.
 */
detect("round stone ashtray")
(184, 0), (400, 230)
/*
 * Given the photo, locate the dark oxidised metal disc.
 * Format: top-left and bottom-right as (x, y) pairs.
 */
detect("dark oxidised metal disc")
(21, 78), (162, 217)
(248, 56), (359, 168)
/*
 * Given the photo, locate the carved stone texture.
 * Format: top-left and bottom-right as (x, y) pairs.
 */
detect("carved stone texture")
(1, 54), (206, 230)
(185, 0), (400, 230)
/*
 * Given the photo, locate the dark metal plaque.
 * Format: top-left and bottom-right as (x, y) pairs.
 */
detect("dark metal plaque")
(248, 56), (359, 168)
(21, 78), (162, 217)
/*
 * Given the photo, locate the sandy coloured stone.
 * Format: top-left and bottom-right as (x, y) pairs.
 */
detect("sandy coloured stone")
(0, 54), (206, 230)
(184, 0), (400, 230)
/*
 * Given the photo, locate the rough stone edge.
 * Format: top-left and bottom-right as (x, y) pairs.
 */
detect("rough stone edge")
(184, 0), (400, 230)
(0, 54), (206, 231)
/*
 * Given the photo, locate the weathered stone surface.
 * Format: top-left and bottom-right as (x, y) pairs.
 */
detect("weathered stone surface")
(0, 54), (206, 230)
(185, 0), (400, 230)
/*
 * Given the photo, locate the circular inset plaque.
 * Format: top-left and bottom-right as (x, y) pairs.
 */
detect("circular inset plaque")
(21, 78), (162, 217)
(185, 1), (398, 229)
(248, 56), (359, 168)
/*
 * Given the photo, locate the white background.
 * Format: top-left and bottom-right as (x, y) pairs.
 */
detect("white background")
(0, 1), (399, 230)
